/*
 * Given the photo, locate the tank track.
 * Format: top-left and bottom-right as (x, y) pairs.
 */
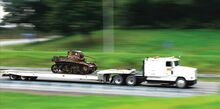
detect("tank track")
(51, 62), (96, 75)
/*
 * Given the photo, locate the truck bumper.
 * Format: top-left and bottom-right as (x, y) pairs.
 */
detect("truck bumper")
(186, 80), (197, 86)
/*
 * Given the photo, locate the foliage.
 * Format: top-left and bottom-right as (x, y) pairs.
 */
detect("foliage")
(2, 0), (103, 35)
(122, 0), (220, 28)
(45, 0), (103, 35)
(2, 0), (49, 30)
(2, 0), (220, 35)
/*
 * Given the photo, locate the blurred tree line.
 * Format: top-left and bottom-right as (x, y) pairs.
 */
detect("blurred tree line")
(122, 0), (220, 28)
(2, 0), (102, 36)
(2, 0), (220, 35)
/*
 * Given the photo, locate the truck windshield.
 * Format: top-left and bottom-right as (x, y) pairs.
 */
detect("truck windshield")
(174, 61), (180, 66)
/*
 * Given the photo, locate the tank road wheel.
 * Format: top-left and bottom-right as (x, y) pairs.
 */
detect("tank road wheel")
(81, 66), (89, 75)
(70, 65), (80, 74)
(63, 65), (71, 73)
(60, 65), (67, 73)
(126, 75), (137, 86)
(113, 75), (124, 85)
(88, 67), (96, 74)
(51, 64), (59, 73)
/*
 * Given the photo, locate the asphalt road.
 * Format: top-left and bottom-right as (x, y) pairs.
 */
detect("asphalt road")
(1, 66), (220, 78)
(0, 72), (219, 97)
(0, 36), (61, 46)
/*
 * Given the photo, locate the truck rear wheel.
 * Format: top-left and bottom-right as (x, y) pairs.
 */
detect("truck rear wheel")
(113, 75), (124, 85)
(176, 78), (186, 88)
(126, 75), (137, 86)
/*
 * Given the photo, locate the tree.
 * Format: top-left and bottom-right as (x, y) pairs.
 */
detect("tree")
(45, 0), (103, 36)
(2, 0), (49, 31)
(2, 0), (103, 36)
(122, 0), (220, 28)
(193, 0), (220, 22)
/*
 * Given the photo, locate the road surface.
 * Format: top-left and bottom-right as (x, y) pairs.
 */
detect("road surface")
(1, 66), (220, 78)
(0, 36), (61, 46)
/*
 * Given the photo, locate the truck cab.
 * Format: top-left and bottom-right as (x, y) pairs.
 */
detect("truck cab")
(97, 56), (197, 88)
(144, 57), (197, 88)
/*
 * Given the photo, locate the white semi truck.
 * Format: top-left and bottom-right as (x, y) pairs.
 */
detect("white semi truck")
(2, 56), (197, 88)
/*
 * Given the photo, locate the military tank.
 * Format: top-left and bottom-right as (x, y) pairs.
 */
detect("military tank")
(51, 50), (97, 75)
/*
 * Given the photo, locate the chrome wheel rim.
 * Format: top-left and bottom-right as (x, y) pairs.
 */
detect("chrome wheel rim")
(114, 76), (122, 84)
(177, 79), (186, 88)
(127, 77), (135, 85)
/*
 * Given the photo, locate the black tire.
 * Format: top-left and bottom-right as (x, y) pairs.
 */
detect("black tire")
(9, 75), (19, 80)
(29, 77), (37, 81)
(51, 64), (59, 73)
(176, 78), (186, 88)
(21, 76), (29, 80)
(126, 75), (137, 86)
(113, 75), (124, 85)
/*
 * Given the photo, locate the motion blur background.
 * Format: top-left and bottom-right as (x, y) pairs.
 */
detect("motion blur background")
(0, 0), (220, 109)
(1, 0), (220, 74)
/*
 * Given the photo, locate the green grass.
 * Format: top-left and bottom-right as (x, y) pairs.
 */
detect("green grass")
(3, 29), (220, 55)
(0, 92), (220, 109)
(198, 78), (220, 82)
(1, 29), (220, 74)
(1, 50), (220, 74)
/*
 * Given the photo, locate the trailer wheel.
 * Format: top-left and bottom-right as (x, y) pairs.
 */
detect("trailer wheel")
(126, 75), (137, 86)
(176, 78), (186, 88)
(113, 75), (124, 85)
(30, 77), (37, 81)
(21, 76), (29, 80)
(9, 75), (19, 80)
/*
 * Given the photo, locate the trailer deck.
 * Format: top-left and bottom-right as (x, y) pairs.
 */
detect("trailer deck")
(2, 70), (99, 81)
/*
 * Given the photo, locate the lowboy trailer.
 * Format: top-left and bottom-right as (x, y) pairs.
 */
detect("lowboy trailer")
(2, 57), (197, 88)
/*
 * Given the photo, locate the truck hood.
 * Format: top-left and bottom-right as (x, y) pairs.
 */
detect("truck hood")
(173, 66), (197, 80)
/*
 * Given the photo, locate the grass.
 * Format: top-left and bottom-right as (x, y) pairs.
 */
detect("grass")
(1, 50), (220, 74)
(198, 78), (220, 82)
(1, 29), (220, 74)
(3, 29), (220, 55)
(0, 92), (220, 109)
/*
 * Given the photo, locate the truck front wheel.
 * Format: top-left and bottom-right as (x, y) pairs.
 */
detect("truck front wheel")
(176, 78), (186, 88)
(126, 75), (137, 86)
(113, 75), (124, 85)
